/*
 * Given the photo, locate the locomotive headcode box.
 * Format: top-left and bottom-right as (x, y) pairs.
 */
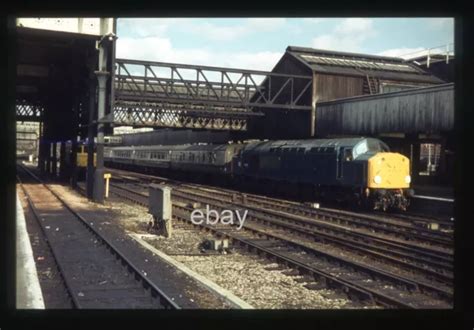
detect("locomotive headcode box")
(148, 184), (172, 220)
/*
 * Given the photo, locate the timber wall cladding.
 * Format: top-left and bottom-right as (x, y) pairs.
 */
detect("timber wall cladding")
(315, 85), (454, 135)
(314, 73), (364, 102)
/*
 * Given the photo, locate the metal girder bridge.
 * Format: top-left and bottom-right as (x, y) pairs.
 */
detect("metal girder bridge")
(16, 99), (44, 122)
(113, 58), (313, 131)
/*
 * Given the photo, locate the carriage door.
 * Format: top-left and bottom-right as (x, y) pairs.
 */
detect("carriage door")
(337, 147), (353, 180)
(337, 147), (344, 179)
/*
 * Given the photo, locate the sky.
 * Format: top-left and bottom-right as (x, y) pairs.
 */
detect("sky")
(116, 18), (454, 72)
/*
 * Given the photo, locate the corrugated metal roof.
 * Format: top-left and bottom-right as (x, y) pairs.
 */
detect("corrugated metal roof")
(310, 64), (444, 83)
(299, 54), (418, 73)
(286, 46), (445, 84)
(287, 46), (402, 62)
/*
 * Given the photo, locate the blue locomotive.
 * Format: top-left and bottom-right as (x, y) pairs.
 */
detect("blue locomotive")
(104, 137), (413, 211)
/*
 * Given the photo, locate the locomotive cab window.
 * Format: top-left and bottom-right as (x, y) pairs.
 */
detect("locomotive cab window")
(344, 148), (353, 161)
(353, 141), (368, 158)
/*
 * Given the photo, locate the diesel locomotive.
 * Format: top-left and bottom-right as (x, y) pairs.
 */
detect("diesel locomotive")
(104, 137), (413, 211)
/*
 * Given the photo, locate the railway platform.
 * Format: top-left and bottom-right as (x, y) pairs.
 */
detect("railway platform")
(410, 184), (454, 220)
(16, 192), (45, 309)
(412, 184), (454, 200)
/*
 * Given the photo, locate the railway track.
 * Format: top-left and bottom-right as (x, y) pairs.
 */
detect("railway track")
(108, 169), (453, 255)
(106, 180), (452, 309)
(107, 168), (454, 239)
(16, 164), (180, 309)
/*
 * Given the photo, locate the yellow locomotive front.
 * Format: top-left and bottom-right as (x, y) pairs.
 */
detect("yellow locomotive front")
(366, 152), (413, 211)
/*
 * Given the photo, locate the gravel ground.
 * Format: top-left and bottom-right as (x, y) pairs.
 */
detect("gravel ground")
(42, 184), (373, 309)
(140, 221), (361, 309)
(172, 254), (353, 309)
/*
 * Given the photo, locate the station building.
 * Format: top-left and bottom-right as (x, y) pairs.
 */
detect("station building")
(13, 18), (455, 192)
(248, 46), (455, 186)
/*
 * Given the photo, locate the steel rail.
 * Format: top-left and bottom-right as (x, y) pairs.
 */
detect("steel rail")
(17, 170), (80, 308)
(17, 164), (181, 310)
(171, 187), (453, 281)
(110, 176), (453, 264)
(168, 189), (454, 298)
(107, 168), (453, 238)
(108, 183), (452, 308)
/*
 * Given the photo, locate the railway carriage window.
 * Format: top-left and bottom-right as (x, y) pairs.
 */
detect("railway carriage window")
(297, 148), (305, 153)
(290, 148), (298, 153)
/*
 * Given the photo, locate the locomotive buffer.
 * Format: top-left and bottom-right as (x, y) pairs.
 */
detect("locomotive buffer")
(148, 184), (173, 238)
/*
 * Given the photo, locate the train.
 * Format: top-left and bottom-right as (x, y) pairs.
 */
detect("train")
(104, 137), (414, 211)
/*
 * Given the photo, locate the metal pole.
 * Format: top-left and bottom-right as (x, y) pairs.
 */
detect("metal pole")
(93, 40), (109, 203)
(71, 138), (78, 188)
(446, 44), (450, 64)
(87, 71), (96, 199)
(52, 142), (57, 177)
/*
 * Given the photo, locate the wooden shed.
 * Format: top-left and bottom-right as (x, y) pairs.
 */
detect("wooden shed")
(249, 46), (446, 139)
